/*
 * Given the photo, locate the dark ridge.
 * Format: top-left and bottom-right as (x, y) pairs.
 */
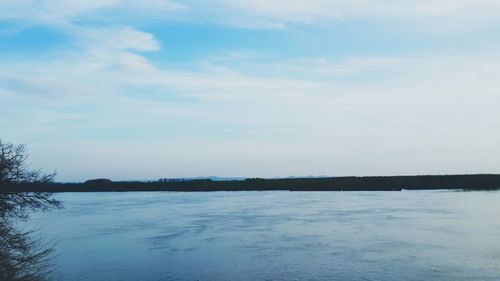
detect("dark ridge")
(5, 174), (500, 192)
(84, 179), (113, 185)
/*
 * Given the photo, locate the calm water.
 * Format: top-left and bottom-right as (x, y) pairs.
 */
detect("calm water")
(27, 190), (500, 281)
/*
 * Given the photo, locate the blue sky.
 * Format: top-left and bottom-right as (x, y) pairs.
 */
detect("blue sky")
(1, 1), (500, 181)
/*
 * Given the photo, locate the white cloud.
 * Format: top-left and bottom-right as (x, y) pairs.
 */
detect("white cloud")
(0, 0), (118, 24)
(3, 0), (500, 30)
(205, 0), (500, 28)
(77, 26), (161, 51)
(0, 0), (183, 25)
(3, 47), (500, 179)
(3, 48), (500, 131)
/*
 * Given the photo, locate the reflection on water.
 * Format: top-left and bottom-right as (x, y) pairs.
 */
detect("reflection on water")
(0, 218), (53, 281)
(27, 190), (500, 281)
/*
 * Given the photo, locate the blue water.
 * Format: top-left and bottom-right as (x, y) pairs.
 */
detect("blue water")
(27, 190), (500, 281)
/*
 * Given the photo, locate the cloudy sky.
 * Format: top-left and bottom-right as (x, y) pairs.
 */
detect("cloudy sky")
(1, 1), (500, 181)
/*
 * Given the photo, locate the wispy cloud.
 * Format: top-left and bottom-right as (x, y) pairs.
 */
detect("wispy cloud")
(1, 0), (500, 180)
(0, 0), (183, 25)
(202, 0), (500, 29)
(3, 0), (500, 29)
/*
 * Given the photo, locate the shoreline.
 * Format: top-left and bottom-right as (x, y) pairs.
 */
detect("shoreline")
(6, 174), (500, 193)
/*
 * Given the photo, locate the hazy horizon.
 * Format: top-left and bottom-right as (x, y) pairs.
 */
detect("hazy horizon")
(2, 1), (500, 182)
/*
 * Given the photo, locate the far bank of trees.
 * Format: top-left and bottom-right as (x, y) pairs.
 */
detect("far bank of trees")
(17, 174), (500, 192)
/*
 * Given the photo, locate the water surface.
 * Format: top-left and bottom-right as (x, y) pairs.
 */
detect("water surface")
(28, 190), (500, 281)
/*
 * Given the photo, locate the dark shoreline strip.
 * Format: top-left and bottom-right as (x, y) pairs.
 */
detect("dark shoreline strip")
(4, 174), (500, 193)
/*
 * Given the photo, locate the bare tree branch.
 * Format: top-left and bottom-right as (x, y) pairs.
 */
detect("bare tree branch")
(0, 139), (61, 281)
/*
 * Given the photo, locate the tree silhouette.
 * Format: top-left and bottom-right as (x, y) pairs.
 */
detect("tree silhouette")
(0, 139), (61, 281)
(0, 139), (60, 218)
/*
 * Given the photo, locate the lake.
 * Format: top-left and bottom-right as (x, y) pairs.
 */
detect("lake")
(27, 190), (500, 281)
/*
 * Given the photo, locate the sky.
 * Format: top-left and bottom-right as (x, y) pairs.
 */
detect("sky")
(1, 1), (500, 182)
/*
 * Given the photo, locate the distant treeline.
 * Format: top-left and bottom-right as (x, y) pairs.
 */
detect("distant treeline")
(6, 174), (500, 192)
